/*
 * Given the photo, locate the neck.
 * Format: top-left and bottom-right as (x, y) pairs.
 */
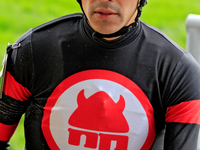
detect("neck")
(92, 21), (137, 40)
(94, 9), (139, 40)
(104, 36), (121, 41)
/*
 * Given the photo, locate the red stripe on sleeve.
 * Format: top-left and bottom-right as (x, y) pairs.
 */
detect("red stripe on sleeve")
(0, 122), (18, 141)
(165, 100), (200, 125)
(3, 71), (32, 101)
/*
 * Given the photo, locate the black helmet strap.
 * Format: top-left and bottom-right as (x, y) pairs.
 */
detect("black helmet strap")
(92, 22), (137, 38)
(92, 5), (142, 39)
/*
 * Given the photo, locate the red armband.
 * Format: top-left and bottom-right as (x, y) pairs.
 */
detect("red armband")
(3, 71), (31, 101)
(0, 122), (18, 141)
(165, 100), (200, 125)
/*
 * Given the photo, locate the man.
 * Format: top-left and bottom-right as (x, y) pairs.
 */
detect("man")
(0, 0), (200, 149)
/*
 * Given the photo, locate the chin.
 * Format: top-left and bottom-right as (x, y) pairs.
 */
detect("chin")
(89, 20), (123, 34)
(95, 26), (123, 35)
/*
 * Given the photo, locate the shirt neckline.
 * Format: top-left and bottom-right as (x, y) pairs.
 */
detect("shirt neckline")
(82, 15), (142, 49)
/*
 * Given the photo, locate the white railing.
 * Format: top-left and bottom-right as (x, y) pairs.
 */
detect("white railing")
(186, 14), (200, 63)
(186, 14), (200, 150)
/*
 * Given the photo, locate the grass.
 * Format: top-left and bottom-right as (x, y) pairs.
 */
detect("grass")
(0, 0), (81, 62)
(0, 0), (199, 149)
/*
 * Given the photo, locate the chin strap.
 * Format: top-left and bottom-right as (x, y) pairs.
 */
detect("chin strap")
(92, 5), (143, 39)
(77, 0), (147, 38)
(92, 22), (137, 38)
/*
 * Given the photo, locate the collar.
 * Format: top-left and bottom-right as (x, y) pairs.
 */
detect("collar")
(82, 15), (142, 48)
(92, 22), (138, 39)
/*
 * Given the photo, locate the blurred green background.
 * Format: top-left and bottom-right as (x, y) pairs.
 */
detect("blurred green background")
(0, 0), (199, 149)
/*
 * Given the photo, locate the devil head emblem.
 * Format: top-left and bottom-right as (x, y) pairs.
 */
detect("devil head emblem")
(68, 89), (129, 133)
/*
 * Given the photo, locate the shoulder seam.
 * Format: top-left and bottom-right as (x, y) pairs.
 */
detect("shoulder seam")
(14, 13), (83, 44)
(15, 28), (33, 44)
(141, 21), (185, 53)
(33, 13), (83, 32)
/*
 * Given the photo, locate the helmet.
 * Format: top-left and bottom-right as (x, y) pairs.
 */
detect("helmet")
(140, 0), (148, 7)
(77, 0), (81, 4)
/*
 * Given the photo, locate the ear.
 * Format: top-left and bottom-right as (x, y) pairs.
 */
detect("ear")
(116, 95), (125, 111)
(138, 0), (140, 7)
(77, 89), (86, 106)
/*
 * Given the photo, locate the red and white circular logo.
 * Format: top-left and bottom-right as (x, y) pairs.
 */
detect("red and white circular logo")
(42, 70), (155, 150)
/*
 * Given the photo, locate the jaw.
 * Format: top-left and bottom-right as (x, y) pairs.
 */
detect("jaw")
(88, 12), (125, 35)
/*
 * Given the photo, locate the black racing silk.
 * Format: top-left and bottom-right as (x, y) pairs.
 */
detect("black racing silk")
(0, 13), (200, 150)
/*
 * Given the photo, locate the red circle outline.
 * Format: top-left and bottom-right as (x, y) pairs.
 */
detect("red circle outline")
(42, 69), (155, 150)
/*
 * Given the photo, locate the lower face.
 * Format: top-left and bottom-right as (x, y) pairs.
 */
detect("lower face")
(81, 0), (139, 35)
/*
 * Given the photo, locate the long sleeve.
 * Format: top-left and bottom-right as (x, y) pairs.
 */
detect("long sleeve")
(0, 31), (33, 149)
(163, 52), (200, 149)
